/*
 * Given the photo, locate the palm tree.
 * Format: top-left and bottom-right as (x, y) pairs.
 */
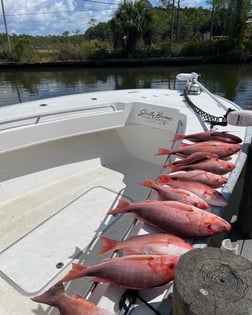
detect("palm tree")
(111, 0), (153, 57)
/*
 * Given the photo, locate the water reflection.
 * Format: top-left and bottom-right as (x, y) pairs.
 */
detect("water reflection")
(0, 64), (252, 109)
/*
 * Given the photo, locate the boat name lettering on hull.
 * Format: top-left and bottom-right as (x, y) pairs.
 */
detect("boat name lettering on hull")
(138, 109), (173, 125)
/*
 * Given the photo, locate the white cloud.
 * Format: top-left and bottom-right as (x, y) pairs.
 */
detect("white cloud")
(181, 0), (210, 8)
(1, 0), (119, 35)
(0, 0), (208, 35)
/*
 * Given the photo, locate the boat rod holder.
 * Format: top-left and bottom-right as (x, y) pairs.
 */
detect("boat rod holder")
(118, 289), (162, 315)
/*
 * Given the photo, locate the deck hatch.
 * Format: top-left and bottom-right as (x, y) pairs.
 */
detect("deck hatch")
(0, 186), (131, 296)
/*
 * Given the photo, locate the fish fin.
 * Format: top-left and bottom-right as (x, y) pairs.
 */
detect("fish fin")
(157, 174), (171, 184)
(59, 263), (88, 283)
(92, 277), (143, 289)
(185, 208), (195, 213)
(72, 294), (85, 300)
(31, 282), (64, 306)
(169, 164), (182, 172)
(98, 236), (119, 255)
(139, 178), (157, 189)
(133, 213), (151, 225)
(93, 276), (113, 284)
(155, 148), (171, 155)
(108, 199), (131, 215)
(179, 143), (190, 148)
(173, 134), (184, 141)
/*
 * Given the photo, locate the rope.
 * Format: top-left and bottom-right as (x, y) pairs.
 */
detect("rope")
(184, 90), (230, 128)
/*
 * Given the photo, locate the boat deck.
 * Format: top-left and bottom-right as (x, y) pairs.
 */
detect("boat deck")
(1, 86), (252, 315)
(0, 123), (175, 314)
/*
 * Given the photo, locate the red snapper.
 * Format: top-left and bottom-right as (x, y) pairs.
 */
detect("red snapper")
(108, 199), (231, 238)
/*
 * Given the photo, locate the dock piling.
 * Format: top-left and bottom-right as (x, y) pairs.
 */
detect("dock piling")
(172, 247), (252, 315)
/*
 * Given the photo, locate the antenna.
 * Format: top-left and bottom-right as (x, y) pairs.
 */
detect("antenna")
(0, 0), (11, 55)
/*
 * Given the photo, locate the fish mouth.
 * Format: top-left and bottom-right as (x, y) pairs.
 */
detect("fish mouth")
(216, 219), (231, 233)
(205, 218), (231, 234)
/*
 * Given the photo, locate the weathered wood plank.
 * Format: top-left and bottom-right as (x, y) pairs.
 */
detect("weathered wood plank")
(172, 247), (252, 315)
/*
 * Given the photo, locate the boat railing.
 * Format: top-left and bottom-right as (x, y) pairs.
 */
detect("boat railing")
(0, 104), (116, 131)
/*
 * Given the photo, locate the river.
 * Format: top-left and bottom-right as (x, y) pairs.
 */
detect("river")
(0, 63), (252, 108)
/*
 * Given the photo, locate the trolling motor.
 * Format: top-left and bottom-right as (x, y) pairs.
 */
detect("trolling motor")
(227, 109), (252, 126)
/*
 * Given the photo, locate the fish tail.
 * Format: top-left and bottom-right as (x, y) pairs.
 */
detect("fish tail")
(108, 199), (131, 215)
(139, 178), (157, 189)
(59, 263), (88, 283)
(173, 134), (184, 141)
(31, 282), (64, 306)
(155, 148), (171, 155)
(98, 236), (119, 255)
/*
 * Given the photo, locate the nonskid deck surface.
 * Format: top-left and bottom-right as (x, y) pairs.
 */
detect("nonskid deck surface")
(0, 125), (171, 314)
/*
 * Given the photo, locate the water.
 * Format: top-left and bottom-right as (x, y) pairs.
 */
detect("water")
(0, 63), (252, 108)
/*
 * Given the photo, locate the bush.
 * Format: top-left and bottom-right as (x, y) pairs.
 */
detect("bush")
(10, 38), (34, 62)
(56, 43), (86, 61)
(82, 40), (111, 59)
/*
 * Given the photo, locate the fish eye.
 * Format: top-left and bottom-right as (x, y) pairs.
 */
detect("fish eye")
(207, 223), (212, 229)
(169, 263), (175, 269)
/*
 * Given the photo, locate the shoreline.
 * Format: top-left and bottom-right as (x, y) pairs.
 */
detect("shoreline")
(2, 56), (252, 69)
(0, 56), (207, 69)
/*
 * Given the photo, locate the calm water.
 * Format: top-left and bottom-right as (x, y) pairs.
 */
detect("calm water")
(0, 63), (252, 108)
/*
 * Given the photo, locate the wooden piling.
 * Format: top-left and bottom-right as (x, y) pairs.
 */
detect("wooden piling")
(172, 247), (252, 315)
(236, 143), (252, 238)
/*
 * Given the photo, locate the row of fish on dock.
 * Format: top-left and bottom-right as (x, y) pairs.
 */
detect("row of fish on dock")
(31, 130), (242, 314)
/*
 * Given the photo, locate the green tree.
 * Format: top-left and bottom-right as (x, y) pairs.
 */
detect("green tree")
(178, 7), (211, 41)
(84, 22), (113, 42)
(207, 0), (227, 37)
(208, 0), (250, 39)
(111, 0), (153, 57)
(226, 0), (250, 40)
(152, 7), (170, 42)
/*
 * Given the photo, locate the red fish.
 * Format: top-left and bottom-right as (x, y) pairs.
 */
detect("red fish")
(157, 174), (228, 206)
(167, 157), (235, 175)
(173, 131), (242, 143)
(169, 170), (228, 188)
(59, 255), (179, 289)
(139, 177), (209, 209)
(156, 141), (241, 158)
(108, 199), (231, 238)
(31, 282), (115, 315)
(98, 233), (193, 256)
(171, 151), (219, 166)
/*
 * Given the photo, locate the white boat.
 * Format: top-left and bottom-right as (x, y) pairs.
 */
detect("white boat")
(0, 72), (252, 315)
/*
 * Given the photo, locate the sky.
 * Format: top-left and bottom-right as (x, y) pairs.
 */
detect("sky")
(0, 0), (209, 36)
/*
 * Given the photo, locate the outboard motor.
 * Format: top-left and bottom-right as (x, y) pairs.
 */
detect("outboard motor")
(227, 110), (252, 126)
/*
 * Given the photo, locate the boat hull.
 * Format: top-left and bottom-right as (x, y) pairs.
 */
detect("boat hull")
(0, 87), (251, 314)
